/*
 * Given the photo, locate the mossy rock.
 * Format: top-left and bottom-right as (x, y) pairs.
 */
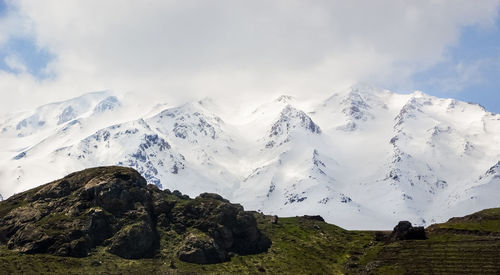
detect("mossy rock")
(177, 232), (227, 264)
(108, 222), (156, 259)
(0, 166), (271, 264)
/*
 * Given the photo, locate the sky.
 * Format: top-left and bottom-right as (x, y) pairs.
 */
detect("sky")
(0, 0), (499, 113)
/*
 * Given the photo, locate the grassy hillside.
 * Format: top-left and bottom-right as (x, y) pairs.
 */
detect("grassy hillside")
(0, 166), (499, 274)
(0, 215), (376, 274)
(349, 208), (500, 274)
(2, 209), (500, 274)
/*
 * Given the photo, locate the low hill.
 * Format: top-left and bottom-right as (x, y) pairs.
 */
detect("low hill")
(348, 209), (500, 274)
(0, 166), (499, 274)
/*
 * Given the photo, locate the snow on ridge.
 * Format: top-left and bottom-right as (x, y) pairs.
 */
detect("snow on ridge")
(1, 86), (500, 230)
(0, 91), (117, 138)
(265, 105), (321, 148)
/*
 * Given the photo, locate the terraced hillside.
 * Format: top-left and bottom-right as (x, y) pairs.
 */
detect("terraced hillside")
(351, 208), (500, 274)
(0, 166), (499, 274)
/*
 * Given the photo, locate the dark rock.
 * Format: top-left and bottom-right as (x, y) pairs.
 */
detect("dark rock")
(0, 166), (271, 264)
(172, 223), (186, 234)
(86, 208), (114, 246)
(303, 215), (325, 222)
(407, 226), (426, 239)
(69, 237), (90, 257)
(0, 167), (155, 258)
(177, 233), (227, 264)
(196, 193), (229, 203)
(171, 194), (271, 263)
(108, 222), (156, 259)
(172, 190), (183, 198)
(37, 180), (71, 199)
(390, 221), (427, 240)
(6, 224), (53, 254)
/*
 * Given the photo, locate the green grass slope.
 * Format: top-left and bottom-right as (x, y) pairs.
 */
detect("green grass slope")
(350, 208), (500, 274)
(0, 166), (499, 274)
(0, 214), (376, 274)
(1, 206), (500, 274)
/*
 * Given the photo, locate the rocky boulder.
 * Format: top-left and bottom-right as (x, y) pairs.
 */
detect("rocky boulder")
(0, 167), (156, 258)
(390, 221), (427, 240)
(177, 233), (227, 264)
(108, 221), (156, 259)
(0, 166), (271, 264)
(169, 193), (271, 263)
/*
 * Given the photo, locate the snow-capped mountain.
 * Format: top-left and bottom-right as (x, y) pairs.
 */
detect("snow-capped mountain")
(1, 86), (500, 229)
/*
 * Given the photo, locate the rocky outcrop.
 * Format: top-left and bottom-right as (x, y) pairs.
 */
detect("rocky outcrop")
(0, 166), (271, 263)
(177, 233), (227, 264)
(171, 192), (271, 261)
(108, 221), (156, 259)
(390, 221), (427, 240)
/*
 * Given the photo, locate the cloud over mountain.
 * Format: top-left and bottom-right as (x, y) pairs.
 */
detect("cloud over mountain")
(0, 0), (499, 112)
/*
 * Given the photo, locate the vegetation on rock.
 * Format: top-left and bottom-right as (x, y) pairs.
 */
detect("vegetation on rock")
(0, 166), (270, 263)
(0, 166), (499, 274)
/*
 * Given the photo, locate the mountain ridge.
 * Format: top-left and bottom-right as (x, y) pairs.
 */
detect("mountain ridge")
(1, 85), (499, 229)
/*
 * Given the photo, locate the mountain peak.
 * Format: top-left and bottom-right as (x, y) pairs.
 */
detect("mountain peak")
(348, 83), (378, 94)
(274, 105), (321, 134)
(1, 91), (114, 137)
(2, 87), (500, 230)
(266, 105), (321, 148)
(93, 96), (121, 113)
(485, 161), (500, 177)
(274, 95), (295, 103)
(410, 90), (427, 98)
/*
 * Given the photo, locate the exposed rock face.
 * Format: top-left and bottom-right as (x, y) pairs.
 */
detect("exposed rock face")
(177, 233), (227, 264)
(390, 221), (427, 240)
(0, 166), (271, 263)
(0, 167), (155, 258)
(171, 192), (271, 261)
(108, 221), (156, 259)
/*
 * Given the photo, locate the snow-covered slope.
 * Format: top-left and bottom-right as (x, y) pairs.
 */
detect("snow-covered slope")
(1, 86), (500, 229)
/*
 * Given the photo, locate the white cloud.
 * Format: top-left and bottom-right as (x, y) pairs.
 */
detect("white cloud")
(0, 0), (499, 112)
(4, 54), (27, 73)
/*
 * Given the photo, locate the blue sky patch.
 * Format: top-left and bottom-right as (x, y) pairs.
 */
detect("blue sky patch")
(0, 1), (498, 114)
(0, 37), (55, 79)
(0, 0), (7, 17)
(411, 17), (500, 114)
